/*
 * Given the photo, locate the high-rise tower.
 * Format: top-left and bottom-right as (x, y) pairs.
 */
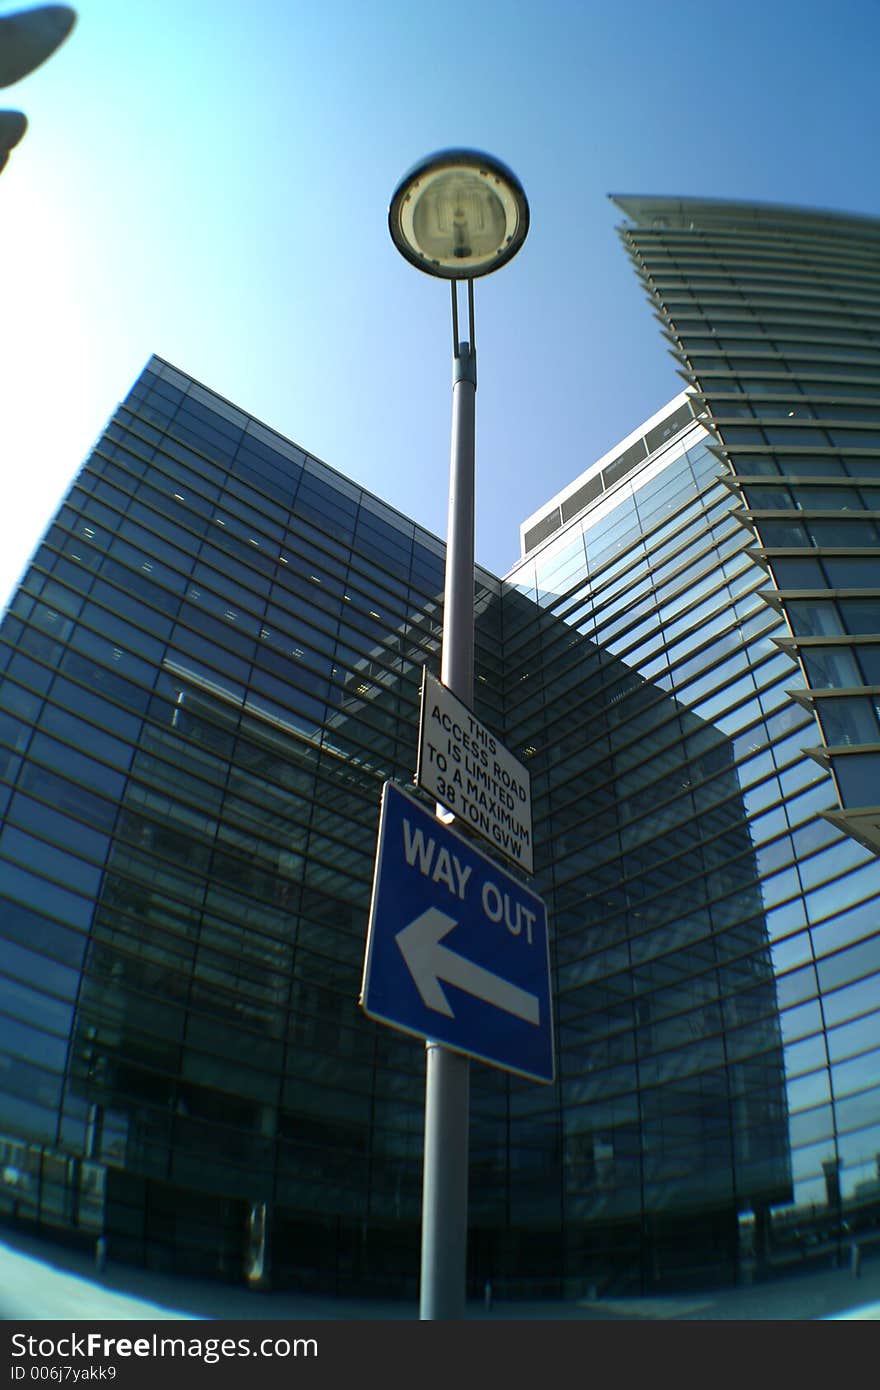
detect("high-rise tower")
(614, 196), (880, 853)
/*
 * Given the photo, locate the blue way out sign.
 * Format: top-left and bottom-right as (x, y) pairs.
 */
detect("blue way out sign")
(360, 781), (554, 1084)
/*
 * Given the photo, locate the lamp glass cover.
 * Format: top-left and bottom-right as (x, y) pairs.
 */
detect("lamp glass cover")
(391, 151), (528, 279)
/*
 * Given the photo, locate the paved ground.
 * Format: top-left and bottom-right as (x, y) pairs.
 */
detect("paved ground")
(1, 1227), (878, 1321)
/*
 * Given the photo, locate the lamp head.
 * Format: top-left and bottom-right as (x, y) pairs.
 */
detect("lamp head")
(389, 148), (529, 280)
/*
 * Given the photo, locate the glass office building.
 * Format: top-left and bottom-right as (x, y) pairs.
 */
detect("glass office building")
(613, 195), (880, 853)
(0, 357), (507, 1293)
(1, 196), (879, 1299)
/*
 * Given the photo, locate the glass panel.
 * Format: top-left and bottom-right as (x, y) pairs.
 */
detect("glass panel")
(785, 602), (844, 637)
(833, 751), (880, 806)
(823, 556), (880, 587)
(838, 599), (880, 635)
(818, 697), (880, 746)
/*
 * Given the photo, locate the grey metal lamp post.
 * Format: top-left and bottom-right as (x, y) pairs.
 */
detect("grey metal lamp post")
(388, 148), (529, 1320)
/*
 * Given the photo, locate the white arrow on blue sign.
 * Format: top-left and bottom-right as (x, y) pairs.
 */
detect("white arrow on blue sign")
(360, 781), (554, 1084)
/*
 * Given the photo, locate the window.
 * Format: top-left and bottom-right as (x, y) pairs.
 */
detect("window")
(801, 647), (862, 689)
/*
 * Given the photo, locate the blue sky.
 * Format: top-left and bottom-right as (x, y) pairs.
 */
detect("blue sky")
(2, 0), (878, 612)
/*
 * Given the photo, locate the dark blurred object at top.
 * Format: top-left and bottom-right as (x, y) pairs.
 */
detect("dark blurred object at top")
(0, 5), (76, 173)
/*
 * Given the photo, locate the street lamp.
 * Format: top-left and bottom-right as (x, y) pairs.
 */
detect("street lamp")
(389, 148), (529, 280)
(389, 148), (529, 1321)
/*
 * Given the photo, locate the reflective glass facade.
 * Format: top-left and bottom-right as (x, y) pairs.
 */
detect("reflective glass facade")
(1, 199), (879, 1302)
(0, 357), (506, 1293)
(614, 196), (880, 854)
(508, 396), (880, 1292)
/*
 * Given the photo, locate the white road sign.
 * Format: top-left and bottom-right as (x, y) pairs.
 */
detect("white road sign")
(416, 668), (533, 874)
